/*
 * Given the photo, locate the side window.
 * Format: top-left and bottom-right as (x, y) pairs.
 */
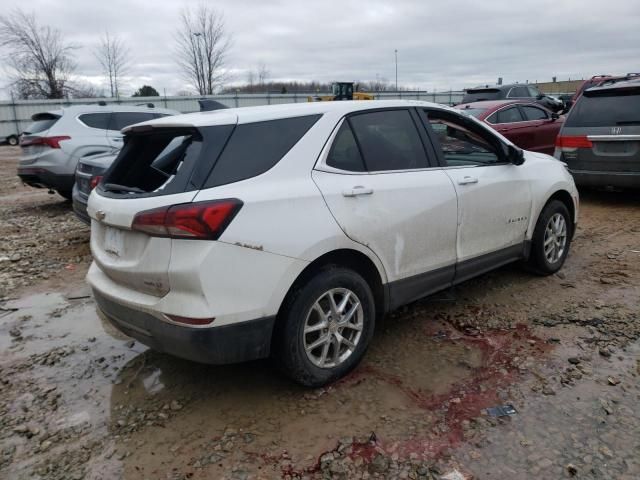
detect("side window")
(494, 107), (524, 124)
(348, 110), (428, 171)
(521, 106), (548, 121)
(326, 122), (366, 172)
(205, 115), (321, 187)
(425, 111), (503, 167)
(528, 86), (541, 98)
(109, 112), (157, 131)
(79, 113), (111, 130)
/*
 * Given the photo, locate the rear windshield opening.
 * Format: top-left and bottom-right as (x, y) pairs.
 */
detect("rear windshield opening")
(104, 129), (202, 194)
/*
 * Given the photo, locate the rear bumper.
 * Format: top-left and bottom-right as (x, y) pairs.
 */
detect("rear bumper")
(93, 289), (275, 364)
(72, 184), (91, 225)
(17, 167), (75, 193)
(570, 169), (640, 188)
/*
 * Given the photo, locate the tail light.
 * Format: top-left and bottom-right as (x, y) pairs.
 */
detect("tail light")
(131, 199), (243, 240)
(90, 175), (103, 190)
(555, 135), (593, 149)
(20, 136), (71, 149)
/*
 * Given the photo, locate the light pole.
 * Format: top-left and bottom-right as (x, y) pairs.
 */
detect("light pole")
(394, 49), (398, 92)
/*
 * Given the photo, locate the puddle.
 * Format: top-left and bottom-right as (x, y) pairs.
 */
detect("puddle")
(0, 290), (549, 479)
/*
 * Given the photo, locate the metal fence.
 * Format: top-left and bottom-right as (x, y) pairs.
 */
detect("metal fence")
(0, 91), (465, 140)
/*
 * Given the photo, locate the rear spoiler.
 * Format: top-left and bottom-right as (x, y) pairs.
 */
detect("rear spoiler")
(31, 112), (61, 121)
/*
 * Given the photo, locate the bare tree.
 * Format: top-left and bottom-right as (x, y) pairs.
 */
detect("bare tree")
(94, 31), (130, 98)
(0, 9), (77, 99)
(175, 4), (231, 95)
(246, 70), (255, 93)
(257, 63), (269, 87)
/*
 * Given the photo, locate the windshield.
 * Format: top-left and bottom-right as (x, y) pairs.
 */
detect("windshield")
(24, 116), (60, 134)
(566, 90), (640, 127)
(456, 108), (486, 118)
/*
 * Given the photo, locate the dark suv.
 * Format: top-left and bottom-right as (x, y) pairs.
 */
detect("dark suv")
(462, 84), (563, 112)
(554, 77), (640, 188)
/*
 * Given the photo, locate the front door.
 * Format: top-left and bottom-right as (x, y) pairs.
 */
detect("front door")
(421, 108), (532, 281)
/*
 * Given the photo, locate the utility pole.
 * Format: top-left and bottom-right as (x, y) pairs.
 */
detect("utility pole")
(193, 32), (203, 95)
(394, 49), (398, 92)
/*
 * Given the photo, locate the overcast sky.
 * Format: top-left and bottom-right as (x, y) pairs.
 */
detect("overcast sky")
(1, 0), (639, 97)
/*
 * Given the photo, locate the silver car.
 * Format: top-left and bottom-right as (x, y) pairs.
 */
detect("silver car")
(17, 104), (177, 199)
(555, 76), (640, 188)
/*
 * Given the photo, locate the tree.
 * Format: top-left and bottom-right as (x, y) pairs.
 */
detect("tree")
(175, 4), (231, 95)
(132, 85), (159, 97)
(0, 9), (77, 99)
(94, 31), (130, 98)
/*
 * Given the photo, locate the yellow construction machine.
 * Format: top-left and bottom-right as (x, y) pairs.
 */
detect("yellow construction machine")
(308, 82), (374, 102)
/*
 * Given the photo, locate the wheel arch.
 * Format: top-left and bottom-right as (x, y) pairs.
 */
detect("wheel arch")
(546, 189), (576, 233)
(273, 248), (388, 347)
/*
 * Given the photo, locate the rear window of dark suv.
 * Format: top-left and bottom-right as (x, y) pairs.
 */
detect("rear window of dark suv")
(566, 88), (640, 127)
(100, 114), (321, 197)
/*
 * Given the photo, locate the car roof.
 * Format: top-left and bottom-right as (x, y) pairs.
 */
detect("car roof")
(465, 83), (527, 92)
(41, 104), (178, 116)
(122, 100), (453, 132)
(455, 99), (540, 111)
(584, 77), (640, 95)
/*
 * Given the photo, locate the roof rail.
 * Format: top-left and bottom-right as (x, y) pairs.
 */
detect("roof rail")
(135, 103), (155, 108)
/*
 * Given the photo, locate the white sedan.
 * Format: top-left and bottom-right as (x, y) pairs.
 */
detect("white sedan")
(86, 100), (578, 386)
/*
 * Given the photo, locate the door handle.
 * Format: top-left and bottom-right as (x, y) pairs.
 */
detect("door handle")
(112, 137), (123, 142)
(342, 186), (374, 197)
(458, 176), (478, 185)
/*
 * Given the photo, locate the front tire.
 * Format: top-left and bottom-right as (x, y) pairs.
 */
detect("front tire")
(274, 267), (375, 387)
(7, 135), (18, 146)
(527, 200), (572, 275)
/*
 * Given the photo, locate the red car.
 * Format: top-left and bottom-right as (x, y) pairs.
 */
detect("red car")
(454, 100), (564, 155)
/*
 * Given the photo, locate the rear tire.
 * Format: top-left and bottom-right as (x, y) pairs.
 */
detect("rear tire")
(7, 135), (18, 146)
(57, 190), (72, 201)
(527, 200), (572, 275)
(274, 267), (375, 387)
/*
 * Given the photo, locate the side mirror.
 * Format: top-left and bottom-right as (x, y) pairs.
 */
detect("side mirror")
(536, 93), (545, 100)
(551, 112), (560, 120)
(507, 144), (525, 165)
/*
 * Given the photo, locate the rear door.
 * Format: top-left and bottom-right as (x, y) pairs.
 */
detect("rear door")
(421, 108), (532, 280)
(106, 112), (158, 149)
(559, 89), (640, 173)
(312, 109), (459, 307)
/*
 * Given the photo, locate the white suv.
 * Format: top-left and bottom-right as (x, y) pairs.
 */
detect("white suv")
(86, 101), (578, 386)
(18, 104), (177, 199)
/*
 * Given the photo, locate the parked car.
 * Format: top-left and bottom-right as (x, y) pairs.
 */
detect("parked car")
(73, 151), (119, 224)
(86, 101), (578, 387)
(455, 100), (564, 155)
(17, 104), (177, 199)
(462, 84), (563, 112)
(554, 77), (640, 188)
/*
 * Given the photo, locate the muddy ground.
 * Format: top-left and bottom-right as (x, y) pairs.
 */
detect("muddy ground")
(1, 145), (639, 480)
